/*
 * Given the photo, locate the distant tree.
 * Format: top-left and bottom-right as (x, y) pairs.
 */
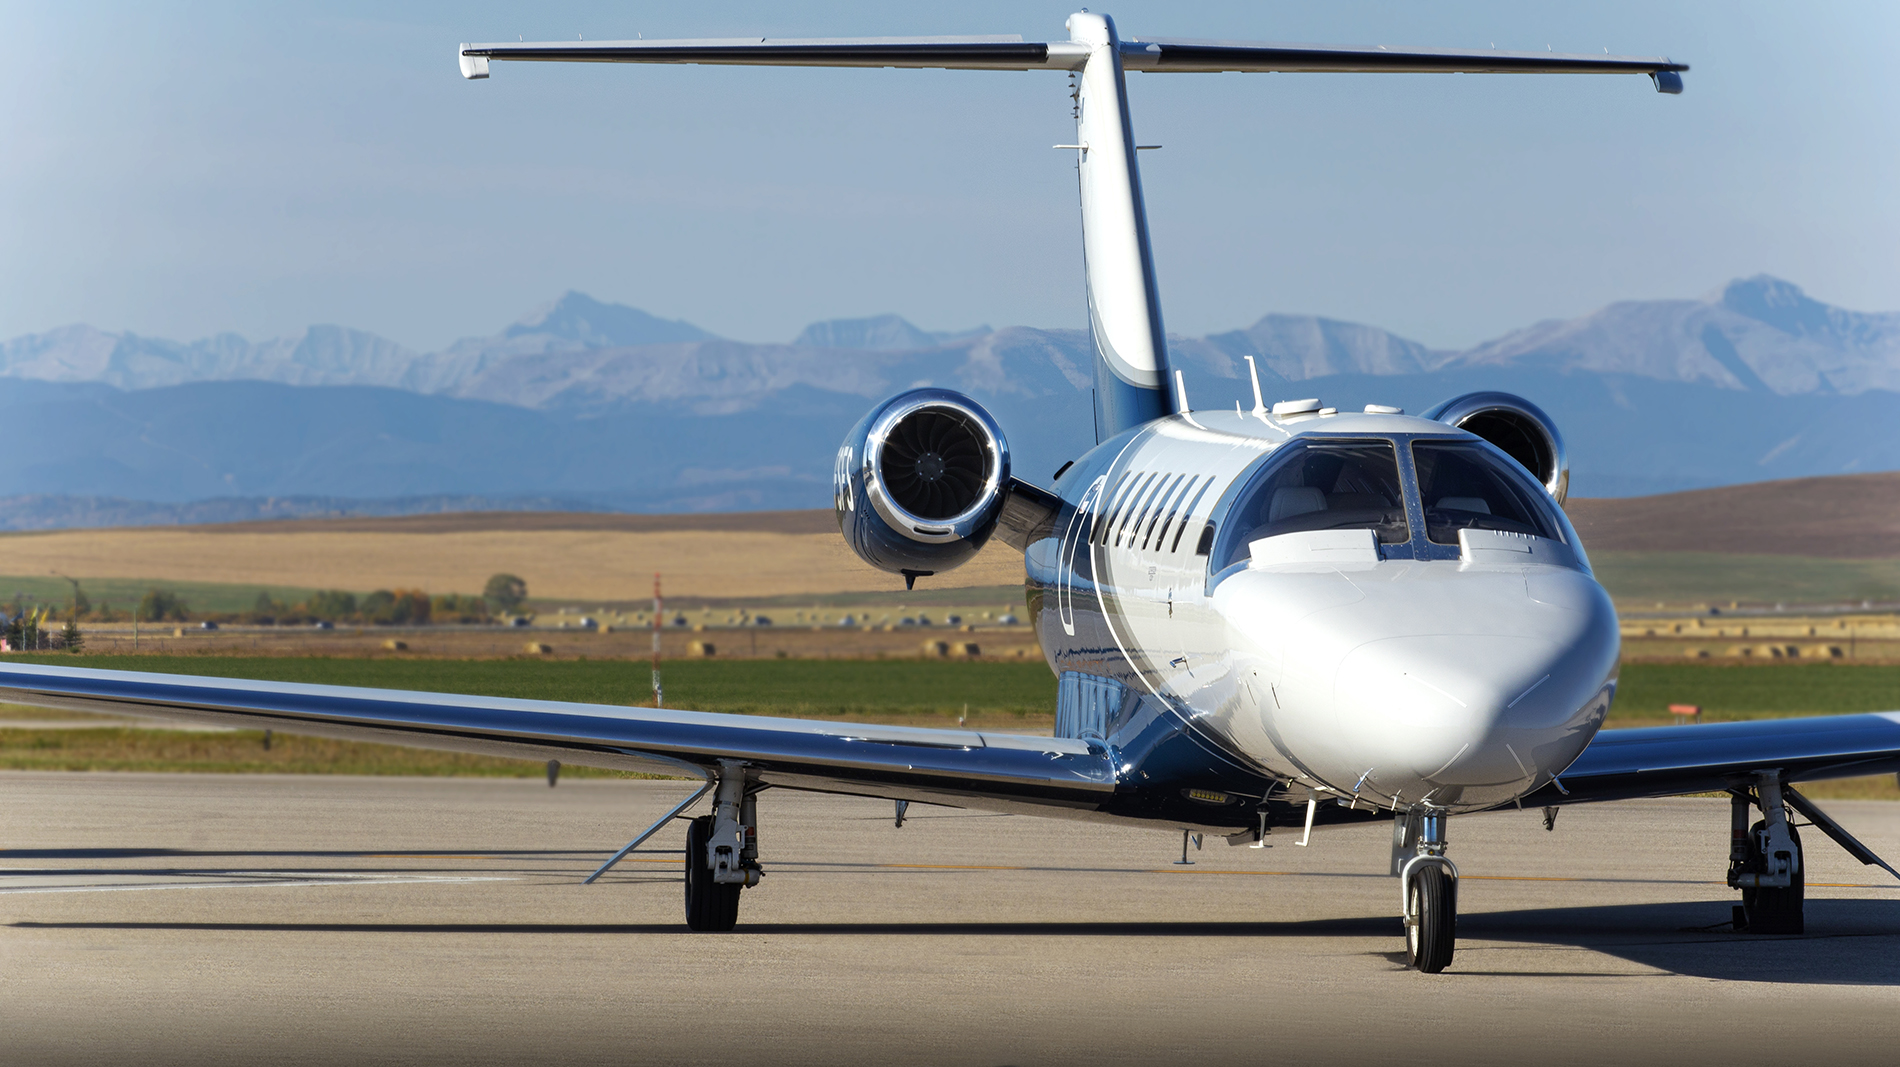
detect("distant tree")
(484, 573), (528, 613)
(253, 591), (282, 614)
(361, 589), (430, 625)
(431, 593), (489, 622)
(360, 590), (396, 621)
(138, 589), (188, 622)
(391, 589), (431, 625)
(60, 616), (83, 654)
(305, 590), (358, 619)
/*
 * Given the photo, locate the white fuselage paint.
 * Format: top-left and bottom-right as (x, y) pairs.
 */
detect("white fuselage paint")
(1026, 409), (1621, 817)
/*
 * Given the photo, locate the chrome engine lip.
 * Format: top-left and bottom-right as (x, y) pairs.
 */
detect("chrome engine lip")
(1424, 391), (1570, 505)
(863, 393), (1008, 545)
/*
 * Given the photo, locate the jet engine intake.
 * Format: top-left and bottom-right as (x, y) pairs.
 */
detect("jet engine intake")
(835, 388), (1010, 579)
(1423, 392), (1569, 504)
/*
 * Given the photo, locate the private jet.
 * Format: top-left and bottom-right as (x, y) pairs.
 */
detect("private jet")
(7, 14), (1898, 974)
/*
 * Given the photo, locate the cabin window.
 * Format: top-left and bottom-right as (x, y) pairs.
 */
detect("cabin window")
(1133, 473), (1182, 549)
(1145, 474), (1191, 549)
(1113, 472), (1159, 546)
(1412, 440), (1564, 546)
(1095, 473), (1136, 545)
(1211, 439), (1410, 571)
(1172, 478), (1214, 552)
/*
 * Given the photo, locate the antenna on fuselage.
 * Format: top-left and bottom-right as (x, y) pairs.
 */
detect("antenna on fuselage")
(1243, 355), (1267, 419)
(1173, 369), (1190, 413)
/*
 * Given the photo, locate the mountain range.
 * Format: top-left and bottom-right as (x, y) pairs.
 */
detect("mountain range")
(1, 276), (1896, 528)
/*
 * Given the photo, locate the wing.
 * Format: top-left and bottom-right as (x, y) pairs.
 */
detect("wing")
(1525, 713), (1900, 805)
(0, 663), (1112, 815)
(457, 36), (1686, 92)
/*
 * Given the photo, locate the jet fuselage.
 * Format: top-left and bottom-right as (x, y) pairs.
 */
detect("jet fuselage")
(1024, 407), (1621, 826)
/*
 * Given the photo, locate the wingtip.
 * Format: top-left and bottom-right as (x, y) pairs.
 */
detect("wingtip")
(459, 46), (490, 80)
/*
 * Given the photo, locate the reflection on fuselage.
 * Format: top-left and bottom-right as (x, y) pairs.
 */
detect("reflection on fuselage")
(1026, 410), (1620, 822)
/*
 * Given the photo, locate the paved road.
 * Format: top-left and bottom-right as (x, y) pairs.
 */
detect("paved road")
(4, 773), (1899, 1066)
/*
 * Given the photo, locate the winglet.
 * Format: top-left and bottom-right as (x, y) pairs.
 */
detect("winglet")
(459, 46), (490, 80)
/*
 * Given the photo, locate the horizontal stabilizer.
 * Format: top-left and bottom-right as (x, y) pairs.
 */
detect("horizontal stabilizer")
(1120, 38), (1686, 84)
(460, 36), (1080, 75)
(460, 35), (1686, 88)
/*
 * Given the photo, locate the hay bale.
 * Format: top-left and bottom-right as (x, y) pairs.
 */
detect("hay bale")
(689, 641), (716, 658)
(382, 639), (407, 651)
(953, 642), (980, 658)
(921, 640), (949, 658)
(524, 642), (552, 655)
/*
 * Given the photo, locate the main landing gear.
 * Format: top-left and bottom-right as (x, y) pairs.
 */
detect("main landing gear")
(1728, 771), (1804, 934)
(684, 762), (763, 932)
(1392, 807), (1456, 973)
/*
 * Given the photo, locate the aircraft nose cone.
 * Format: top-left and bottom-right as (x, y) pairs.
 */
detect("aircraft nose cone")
(1333, 629), (1613, 810)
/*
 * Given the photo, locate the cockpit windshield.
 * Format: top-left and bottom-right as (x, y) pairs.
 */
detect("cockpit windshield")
(1212, 439), (1409, 572)
(1412, 440), (1564, 545)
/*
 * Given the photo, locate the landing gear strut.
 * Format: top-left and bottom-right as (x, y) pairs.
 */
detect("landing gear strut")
(1729, 771), (1803, 934)
(1393, 807), (1457, 972)
(684, 761), (763, 932)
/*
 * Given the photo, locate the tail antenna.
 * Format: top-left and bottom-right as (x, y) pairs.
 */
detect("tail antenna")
(1243, 355), (1267, 418)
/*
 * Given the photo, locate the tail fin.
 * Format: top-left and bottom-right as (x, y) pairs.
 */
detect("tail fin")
(459, 16), (1686, 443)
(1066, 13), (1174, 440)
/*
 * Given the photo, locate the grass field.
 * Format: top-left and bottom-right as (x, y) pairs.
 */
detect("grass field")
(4, 655), (1899, 795)
(1591, 551), (1900, 608)
(0, 574), (327, 616)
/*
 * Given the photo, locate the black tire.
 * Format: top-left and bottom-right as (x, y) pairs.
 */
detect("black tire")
(684, 815), (741, 932)
(1405, 864), (1457, 973)
(1740, 820), (1804, 935)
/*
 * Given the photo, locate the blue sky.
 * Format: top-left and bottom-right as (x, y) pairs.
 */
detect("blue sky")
(4, 1), (1894, 352)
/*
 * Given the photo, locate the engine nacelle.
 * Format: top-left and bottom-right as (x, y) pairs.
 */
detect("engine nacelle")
(1423, 392), (1570, 504)
(834, 388), (1011, 581)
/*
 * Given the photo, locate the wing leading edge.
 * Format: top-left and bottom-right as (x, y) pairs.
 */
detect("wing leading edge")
(1526, 713), (1900, 806)
(0, 663), (1113, 814)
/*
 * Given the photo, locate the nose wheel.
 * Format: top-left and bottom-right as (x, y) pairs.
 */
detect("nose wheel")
(1393, 807), (1457, 972)
(1403, 863), (1457, 972)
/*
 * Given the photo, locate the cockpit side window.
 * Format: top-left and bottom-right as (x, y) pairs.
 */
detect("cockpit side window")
(1211, 440), (1410, 571)
(1412, 440), (1563, 545)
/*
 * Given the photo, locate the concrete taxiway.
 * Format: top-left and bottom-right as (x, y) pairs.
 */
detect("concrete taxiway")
(4, 772), (1900, 1066)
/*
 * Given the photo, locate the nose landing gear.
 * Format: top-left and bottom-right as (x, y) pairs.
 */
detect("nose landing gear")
(1393, 807), (1457, 972)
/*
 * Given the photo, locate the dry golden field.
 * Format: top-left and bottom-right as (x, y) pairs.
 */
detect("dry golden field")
(0, 513), (1027, 602)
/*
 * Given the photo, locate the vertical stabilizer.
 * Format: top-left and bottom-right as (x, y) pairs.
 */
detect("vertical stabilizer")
(1067, 12), (1173, 441)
